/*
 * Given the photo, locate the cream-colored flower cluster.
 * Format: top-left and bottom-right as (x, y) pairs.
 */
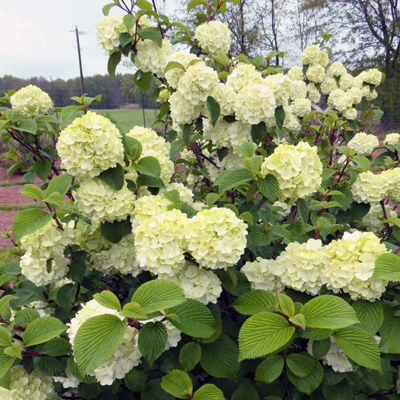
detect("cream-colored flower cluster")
(327, 61), (347, 78)
(75, 178), (135, 223)
(67, 299), (141, 386)
(0, 366), (59, 400)
(57, 112), (124, 178)
(165, 50), (198, 89)
(361, 204), (397, 234)
(186, 208), (247, 270)
(135, 39), (173, 77)
(384, 133), (400, 146)
(347, 132), (379, 156)
(20, 220), (75, 287)
(241, 257), (284, 293)
(359, 68), (383, 86)
(226, 64), (264, 92)
(195, 21), (231, 55)
(261, 141), (323, 200)
(322, 231), (387, 301)
(301, 45), (329, 67)
(126, 126), (174, 184)
(160, 262), (222, 304)
(10, 85), (53, 116)
(96, 15), (133, 55)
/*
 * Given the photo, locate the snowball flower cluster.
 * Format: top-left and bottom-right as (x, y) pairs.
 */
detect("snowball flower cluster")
(226, 64), (264, 92)
(288, 66), (304, 81)
(321, 231), (388, 301)
(10, 85), (53, 116)
(186, 208), (247, 270)
(67, 299), (141, 386)
(359, 68), (383, 86)
(211, 83), (237, 116)
(160, 262), (222, 304)
(327, 61), (347, 77)
(351, 171), (390, 203)
(261, 141), (323, 200)
(126, 126), (174, 184)
(169, 91), (202, 126)
(57, 112), (124, 178)
(291, 98), (312, 118)
(264, 74), (293, 106)
(306, 64), (325, 83)
(53, 369), (80, 389)
(20, 220), (75, 286)
(301, 45), (328, 66)
(384, 133), (400, 146)
(0, 366), (59, 400)
(134, 209), (188, 277)
(165, 50), (197, 88)
(135, 39), (173, 77)
(195, 21), (231, 55)
(384, 169), (400, 203)
(321, 77), (338, 95)
(75, 178), (135, 222)
(348, 132), (379, 156)
(96, 15), (133, 55)
(361, 204), (397, 234)
(241, 257), (284, 293)
(278, 239), (327, 295)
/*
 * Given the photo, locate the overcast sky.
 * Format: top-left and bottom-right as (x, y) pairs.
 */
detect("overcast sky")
(0, 1), (178, 80)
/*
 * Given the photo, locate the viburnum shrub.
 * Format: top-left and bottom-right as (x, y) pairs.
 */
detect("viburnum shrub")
(1, 1), (400, 399)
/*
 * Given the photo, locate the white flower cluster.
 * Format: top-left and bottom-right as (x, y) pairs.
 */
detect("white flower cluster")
(160, 262), (222, 304)
(327, 61), (347, 78)
(57, 111), (124, 178)
(165, 50), (198, 89)
(10, 85), (53, 116)
(20, 221), (75, 287)
(301, 45), (329, 67)
(361, 204), (397, 234)
(347, 132), (379, 156)
(135, 39), (173, 77)
(272, 201), (292, 219)
(195, 21), (231, 55)
(75, 178), (135, 222)
(261, 141), (323, 200)
(358, 68), (383, 86)
(53, 369), (80, 389)
(67, 299), (141, 386)
(384, 133), (400, 146)
(0, 366), (59, 400)
(126, 126), (174, 185)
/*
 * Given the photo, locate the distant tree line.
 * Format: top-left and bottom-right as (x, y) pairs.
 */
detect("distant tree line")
(0, 74), (158, 109)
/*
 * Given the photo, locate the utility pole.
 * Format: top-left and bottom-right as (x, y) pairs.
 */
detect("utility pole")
(70, 26), (85, 96)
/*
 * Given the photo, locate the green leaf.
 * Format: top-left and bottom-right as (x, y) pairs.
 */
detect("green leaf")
(333, 326), (381, 371)
(300, 295), (359, 330)
(179, 342), (201, 372)
(143, 379), (174, 400)
(188, 0), (207, 12)
(311, 338), (331, 360)
(120, 302), (147, 320)
(255, 354), (284, 384)
(217, 168), (253, 193)
(278, 293), (295, 317)
(352, 155), (371, 171)
(137, 174), (165, 188)
(289, 314), (306, 330)
(168, 299), (216, 339)
(136, 156), (161, 178)
(18, 118), (37, 134)
(275, 106), (285, 129)
(123, 135), (143, 161)
(170, 138), (185, 161)
(182, 124), (192, 146)
(98, 165), (124, 191)
(13, 208), (52, 242)
(165, 61), (185, 73)
(161, 370), (193, 399)
(234, 142), (256, 158)
(102, 3), (116, 15)
(288, 362), (323, 395)
(33, 159), (51, 181)
(108, 52), (121, 77)
(0, 261), (20, 275)
(119, 32), (132, 48)
(46, 174), (72, 197)
(380, 306), (400, 353)
(239, 312), (295, 360)
(193, 384), (224, 400)
(139, 321), (168, 364)
(67, 357), (97, 384)
(232, 382), (260, 400)
(123, 14), (136, 31)
(233, 290), (275, 315)
(373, 253), (400, 281)
(0, 353), (16, 381)
(124, 369), (146, 392)
(74, 314), (126, 374)
(258, 174), (279, 201)
(353, 300), (384, 334)
(132, 280), (185, 314)
(22, 317), (66, 347)
(0, 327), (12, 347)
(133, 70), (153, 91)
(41, 338), (72, 356)
(163, 190), (180, 204)
(4, 343), (22, 359)
(138, 28), (163, 47)
(100, 218), (132, 244)
(200, 334), (239, 381)
(13, 309), (39, 328)
(94, 291), (121, 311)
(137, 0), (153, 10)
(286, 353), (316, 378)
(206, 96), (220, 125)
(251, 122), (267, 144)
(322, 380), (353, 400)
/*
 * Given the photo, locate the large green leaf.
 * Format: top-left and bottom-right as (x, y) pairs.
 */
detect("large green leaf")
(33, 159), (51, 181)
(13, 209), (53, 242)
(206, 96), (220, 125)
(200, 335), (239, 380)
(0, 327), (12, 347)
(217, 168), (253, 193)
(46, 174), (73, 197)
(193, 384), (224, 400)
(41, 338), (72, 357)
(136, 156), (161, 178)
(179, 342), (201, 372)
(233, 290), (275, 315)
(22, 317), (66, 347)
(143, 379), (174, 400)
(286, 353), (316, 378)
(20, 184), (44, 200)
(238, 312), (295, 360)
(124, 369), (146, 392)
(333, 326), (381, 371)
(168, 299), (216, 339)
(372, 253), (400, 281)
(255, 354), (284, 384)
(138, 28), (163, 47)
(380, 306), (400, 354)
(100, 218), (132, 244)
(74, 314), (126, 374)
(132, 280), (185, 314)
(288, 361), (323, 395)
(352, 300), (384, 334)
(108, 52), (121, 77)
(231, 382), (260, 400)
(93, 291), (121, 311)
(0, 353), (16, 380)
(161, 370), (193, 399)
(300, 295), (359, 329)
(138, 321), (168, 364)
(257, 174), (279, 201)
(98, 165), (124, 191)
